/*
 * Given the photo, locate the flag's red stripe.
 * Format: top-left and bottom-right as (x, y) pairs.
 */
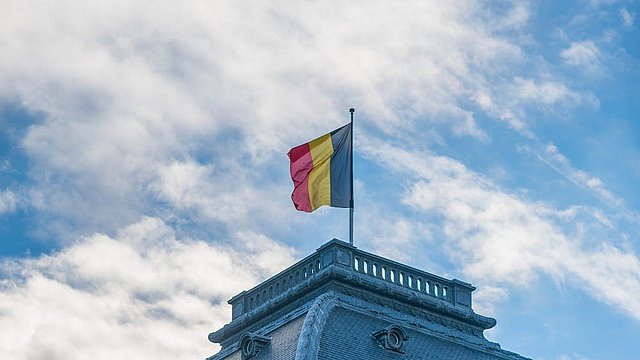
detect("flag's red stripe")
(288, 143), (313, 212)
(289, 142), (310, 164)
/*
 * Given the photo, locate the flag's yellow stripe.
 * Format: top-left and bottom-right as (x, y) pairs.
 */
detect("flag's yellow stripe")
(308, 133), (334, 211)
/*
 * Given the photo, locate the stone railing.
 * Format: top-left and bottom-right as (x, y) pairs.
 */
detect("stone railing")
(351, 247), (474, 307)
(228, 239), (474, 319)
(228, 251), (323, 319)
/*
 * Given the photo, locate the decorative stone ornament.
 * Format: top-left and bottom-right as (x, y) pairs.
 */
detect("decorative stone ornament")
(239, 333), (271, 359)
(371, 325), (409, 353)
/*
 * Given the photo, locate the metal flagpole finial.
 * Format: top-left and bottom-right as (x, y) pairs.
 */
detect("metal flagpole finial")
(349, 108), (355, 113)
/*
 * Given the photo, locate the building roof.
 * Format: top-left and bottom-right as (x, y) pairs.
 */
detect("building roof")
(206, 239), (530, 360)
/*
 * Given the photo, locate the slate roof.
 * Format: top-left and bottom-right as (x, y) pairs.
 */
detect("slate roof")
(317, 302), (527, 360)
(206, 239), (530, 360)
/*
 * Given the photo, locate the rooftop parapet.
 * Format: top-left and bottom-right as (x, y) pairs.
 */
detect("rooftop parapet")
(227, 239), (476, 320)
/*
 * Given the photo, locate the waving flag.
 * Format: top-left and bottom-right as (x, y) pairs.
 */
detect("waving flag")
(288, 123), (352, 212)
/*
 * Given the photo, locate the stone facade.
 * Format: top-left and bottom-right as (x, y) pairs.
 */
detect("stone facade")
(207, 239), (530, 360)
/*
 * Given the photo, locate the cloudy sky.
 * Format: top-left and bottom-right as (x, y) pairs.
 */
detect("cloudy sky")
(0, 0), (639, 359)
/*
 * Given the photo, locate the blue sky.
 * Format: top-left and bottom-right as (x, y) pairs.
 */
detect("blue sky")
(0, 0), (639, 359)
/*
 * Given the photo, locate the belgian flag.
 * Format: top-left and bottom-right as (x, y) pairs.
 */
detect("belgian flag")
(288, 123), (352, 212)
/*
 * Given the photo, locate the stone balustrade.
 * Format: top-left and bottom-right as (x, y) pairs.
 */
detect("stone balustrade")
(353, 250), (453, 302)
(228, 239), (474, 320)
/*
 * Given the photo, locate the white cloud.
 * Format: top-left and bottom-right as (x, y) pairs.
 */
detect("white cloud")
(149, 161), (244, 224)
(468, 75), (595, 139)
(557, 353), (592, 360)
(0, 189), (18, 214)
(495, 3), (530, 30)
(0, 0), (567, 240)
(361, 138), (640, 322)
(148, 159), (296, 236)
(472, 285), (509, 317)
(589, 0), (623, 5)
(620, 8), (635, 28)
(363, 216), (433, 264)
(512, 77), (584, 105)
(0, 217), (296, 360)
(561, 41), (602, 72)
(536, 143), (624, 209)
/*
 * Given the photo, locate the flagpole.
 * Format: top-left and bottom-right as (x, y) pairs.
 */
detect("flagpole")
(349, 107), (355, 246)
